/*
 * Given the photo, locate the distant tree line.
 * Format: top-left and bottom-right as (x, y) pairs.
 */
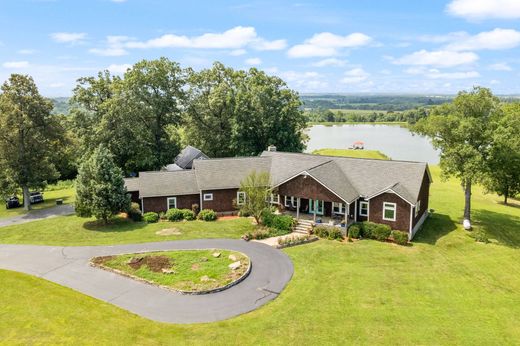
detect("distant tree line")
(306, 108), (429, 124)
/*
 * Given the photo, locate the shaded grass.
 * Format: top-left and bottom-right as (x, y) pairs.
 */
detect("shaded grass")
(312, 148), (390, 160)
(0, 186), (75, 219)
(97, 249), (249, 292)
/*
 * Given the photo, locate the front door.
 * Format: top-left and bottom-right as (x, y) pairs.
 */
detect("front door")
(309, 199), (324, 215)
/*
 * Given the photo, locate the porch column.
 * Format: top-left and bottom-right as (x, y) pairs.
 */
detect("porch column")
(313, 200), (316, 221)
(344, 208), (348, 227)
(296, 197), (300, 220)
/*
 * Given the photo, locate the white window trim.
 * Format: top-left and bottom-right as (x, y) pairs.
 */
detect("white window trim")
(359, 201), (369, 217)
(284, 196), (297, 208)
(270, 193), (280, 204)
(167, 197), (177, 210)
(237, 191), (246, 205)
(203, 193), (213, 201)
(415, 200), (421, 218)
(382, 202), (397, 221)
(332, 202), (346, 215)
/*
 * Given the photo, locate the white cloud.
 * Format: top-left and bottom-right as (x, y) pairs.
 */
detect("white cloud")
(445, 28), (520, 51)
(489, 63), (512, 71)
(106, 63), (131, 74)
(50, 32), (87, 43)
(111, 0), (127, 2)
(18, 49), (36, 55)
(124, 26), (285, 51)
(405, 67), (480, 79)
(447, 0), (520, 20)
(245, 57), (262, 65)
(340, 68), (370, 84)
(278, 70), (328, 91)
(312, 58), (347, 67)
(394, 50), (478, 67)
(49, 82), (65, 88)
(230, 49), (247, 56)
(490, 79), (500, 85)
(287, 32), (372, 58)
(418, 31), (467, 43)
(2, 61), (29, 68)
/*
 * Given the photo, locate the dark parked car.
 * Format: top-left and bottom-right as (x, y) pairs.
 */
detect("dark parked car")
(5, 196), (20, 209)
(29, 192), (44, 204)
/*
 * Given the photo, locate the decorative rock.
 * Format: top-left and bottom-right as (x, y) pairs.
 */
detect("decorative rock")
(200, 275), (210, 282)
(161, 268), (175, 274)
(127, 257), (143, 265)
(228, 254), (237, 261)
(212, 252), (221, 258)
(228, 261), (241, 270)
(200, 257), (208, 262)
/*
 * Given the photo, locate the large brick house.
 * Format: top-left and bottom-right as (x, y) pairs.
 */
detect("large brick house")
(125, 150), (432, 240)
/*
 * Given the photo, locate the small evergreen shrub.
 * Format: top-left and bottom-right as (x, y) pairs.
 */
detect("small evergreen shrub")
(165, 208), (184, 222)
(198, 209), (217, 221)
(181, 209), (196, 221)
(314, 225), (343, 240)
(373, 224), (392, 241)
(360, 221), (378, 239)
(127, 202), (142, 222)
(143, 212), (159, 223)
(262, 211), (295, 231)
(391, 230), (409, 245)
(348, 223), (361, 239)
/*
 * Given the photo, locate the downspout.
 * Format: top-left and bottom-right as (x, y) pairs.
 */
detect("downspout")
(409, 204), (413, 240)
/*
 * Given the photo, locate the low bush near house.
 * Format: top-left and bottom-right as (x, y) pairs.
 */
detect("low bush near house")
(373, 224), (392, 241)
(391, 230), (409, 245)
(242, 228), (271, 241)
(314, 225), (343, 240)
(181, 209), (195, 221)
(348, 223), (361, 239)
(191, 203), (200, 216)
(127, 202), (142, 222)
(165, 208), (184, 222)
(143, 212), (159, 223)
(262, 211), (295, 231)
(197, 209), (217, 221)
(360, 221), (378, 239)
(158, 211), (166, 220)
(277, 234), (317, 248)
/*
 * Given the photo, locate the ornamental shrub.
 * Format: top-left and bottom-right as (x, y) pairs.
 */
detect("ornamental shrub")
(127, 202), (142, 222)
(198, 209), (217, 221)
(314, 225), (343, 240)
(348, 223), (361, 239)
(360, 221), (378, 239)
(165, 208), (184, 222)
(191, 203), (200, 216)
(373, 224), (392, 241)
(143, 212), (159, 223)
(181, 209), (196, 221)
(262, 211), (295, 232)
(391, 230), (409, 245)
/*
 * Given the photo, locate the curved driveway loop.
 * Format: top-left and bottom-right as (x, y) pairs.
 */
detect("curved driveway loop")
(0, 239), (293, 324)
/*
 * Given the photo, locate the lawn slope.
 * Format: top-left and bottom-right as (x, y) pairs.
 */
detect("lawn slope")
(312, 148), (390, 160)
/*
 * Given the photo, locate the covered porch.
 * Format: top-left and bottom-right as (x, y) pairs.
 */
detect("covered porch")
(280, 197), (355, 228)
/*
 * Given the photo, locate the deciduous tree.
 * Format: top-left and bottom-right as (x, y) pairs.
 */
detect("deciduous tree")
(236, 170), (271, 225)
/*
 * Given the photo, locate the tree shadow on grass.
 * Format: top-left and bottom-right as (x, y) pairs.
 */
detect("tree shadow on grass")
(83, 217), (148, 233)
(473, 209), (520, 249)
(413, 213), (458, 245)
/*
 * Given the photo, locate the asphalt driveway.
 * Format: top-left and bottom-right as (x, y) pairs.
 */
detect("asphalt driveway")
(0, 204), (75, 228)
(0, 239), (294, 324)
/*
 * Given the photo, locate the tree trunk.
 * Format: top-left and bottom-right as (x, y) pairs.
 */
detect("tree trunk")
(504, 194), (508, 205)
(463, 179), (471, 221)
(22, 185), (31, 211)
(504, 186), (509, 205)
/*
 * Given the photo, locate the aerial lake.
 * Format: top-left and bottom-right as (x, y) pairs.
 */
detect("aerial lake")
(306, 124), (440, 164)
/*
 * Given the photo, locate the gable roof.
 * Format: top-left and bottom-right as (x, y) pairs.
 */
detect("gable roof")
(174, 145), (209, 169)
(138, 170), (199, 198)
(124, 177), (140, 192)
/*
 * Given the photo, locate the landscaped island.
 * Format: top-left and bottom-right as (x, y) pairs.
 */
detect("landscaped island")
(91, 249), (250, 294)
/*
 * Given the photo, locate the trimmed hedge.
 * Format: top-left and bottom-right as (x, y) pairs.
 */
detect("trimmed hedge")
(182, 209), (196, 221)
(391, 230), (409, 245)
(348, 223), (361, 239)
(197, 209), (217, 221)
(373, 224), (392, 241)
(314, 225), (343, 240)
(142, 212), (159, 223)
(262, 211), (295, 232)
(165, 208), (184, 222)
(360, 221), (378, 239)
(127, 202), (142, 222)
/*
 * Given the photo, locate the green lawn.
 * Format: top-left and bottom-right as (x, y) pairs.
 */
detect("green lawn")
(313, 148), (390, 160)
(1, 163), (520, 344)
(0, 216), (254, 246)
(0, 186), (75, 219)
(95, 249), (249, 292)
(307, 121), (407, 126)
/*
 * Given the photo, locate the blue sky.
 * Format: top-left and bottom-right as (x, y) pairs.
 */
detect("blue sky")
(1, 0), (520, 96)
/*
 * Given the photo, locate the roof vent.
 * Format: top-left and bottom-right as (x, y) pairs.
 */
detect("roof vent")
(267, 145), (277, 152)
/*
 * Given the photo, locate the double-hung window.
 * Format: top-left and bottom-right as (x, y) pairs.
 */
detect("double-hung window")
(332, 202), (346, 215)
(284, 196), (297, 208)
(270, 193), (280, 204)
(167, 197), (177, 210)
(237, 191), (246, 205)
(383, 202), (397, 221)
(359, 201), (369, 216)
